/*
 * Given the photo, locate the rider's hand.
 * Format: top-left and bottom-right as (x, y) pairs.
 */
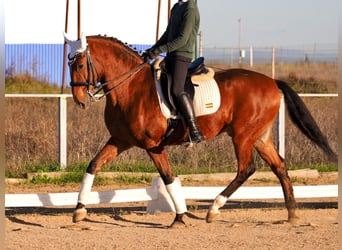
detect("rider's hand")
(143, 47), (161, 61)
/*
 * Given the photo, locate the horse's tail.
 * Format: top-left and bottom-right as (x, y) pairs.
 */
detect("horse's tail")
(275, 79), (337, 162)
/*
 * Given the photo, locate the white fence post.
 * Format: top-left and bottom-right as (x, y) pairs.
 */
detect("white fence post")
(272, 48), (275, 79)
(249, 46), (253, 67)
(277, 96), (285, 158)
(58, 95), (67, 169)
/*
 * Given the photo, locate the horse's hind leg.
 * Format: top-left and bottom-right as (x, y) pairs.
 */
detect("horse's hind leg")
(254, 127), (299, 223)
(206, 137), (256, 223)
(73, 137), (130, 223)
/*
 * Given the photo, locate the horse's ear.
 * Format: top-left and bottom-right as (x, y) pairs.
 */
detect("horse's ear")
(80, 33), (87, 49)
(63, 32), (87, 58)
(63, 32), (73, 44)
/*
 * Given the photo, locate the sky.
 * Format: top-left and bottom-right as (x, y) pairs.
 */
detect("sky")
(4, 0), (340, 48)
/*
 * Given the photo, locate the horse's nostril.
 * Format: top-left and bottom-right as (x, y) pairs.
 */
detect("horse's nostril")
(74, 100), (86, 109)
(79, 103), (85, 109)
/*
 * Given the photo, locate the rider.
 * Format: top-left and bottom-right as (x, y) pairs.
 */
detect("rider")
(144, 0), (204, 144)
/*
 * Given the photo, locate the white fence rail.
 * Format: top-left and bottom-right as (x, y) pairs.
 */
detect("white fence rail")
(5, 93), (338, 168)
(5, 177), (338, 212)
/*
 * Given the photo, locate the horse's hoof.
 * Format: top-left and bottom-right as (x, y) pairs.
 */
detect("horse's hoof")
(72, 207), (87, 223)
(206, 211), (220, 223)
(288, 216), (300, 225)
(169, 220), (187, 229)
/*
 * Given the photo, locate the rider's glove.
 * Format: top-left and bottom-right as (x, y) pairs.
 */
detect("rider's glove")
(143, 47), (162, 61)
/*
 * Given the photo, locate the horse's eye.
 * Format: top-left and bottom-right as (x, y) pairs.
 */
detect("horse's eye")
(78, 64), (84, 70)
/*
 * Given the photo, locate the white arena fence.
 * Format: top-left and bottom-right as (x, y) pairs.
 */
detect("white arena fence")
(5, 94), (338, 211)
(5, 177), (338, 213)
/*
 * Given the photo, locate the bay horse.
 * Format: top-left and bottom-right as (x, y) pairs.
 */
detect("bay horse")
(65, 34), (336, 227)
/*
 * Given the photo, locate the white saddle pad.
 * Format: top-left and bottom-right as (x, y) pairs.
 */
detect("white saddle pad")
(154, 70), (221, 119)
(192, 77), (221, 117)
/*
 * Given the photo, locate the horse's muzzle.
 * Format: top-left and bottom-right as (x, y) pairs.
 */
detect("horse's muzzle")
(72, 94), (89, 109)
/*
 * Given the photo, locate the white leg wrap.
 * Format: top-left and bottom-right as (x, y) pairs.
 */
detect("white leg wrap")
(166, 179), (187, 214)
(77, 173), (95, 205)
(209, 195), (228, 213)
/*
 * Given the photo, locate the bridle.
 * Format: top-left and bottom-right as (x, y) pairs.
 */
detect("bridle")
(68, 47), (147, 101)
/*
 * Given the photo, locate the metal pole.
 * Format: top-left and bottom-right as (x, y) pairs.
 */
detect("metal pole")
(77, 0), (81, 39)
(168, 0), (171, 20)
(156, 0), (161, 42)
(61, 0), (69, 94)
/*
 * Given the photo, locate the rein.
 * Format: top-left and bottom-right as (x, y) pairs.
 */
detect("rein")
(88, 62), (147, 101)
(69, 48), (147, 101)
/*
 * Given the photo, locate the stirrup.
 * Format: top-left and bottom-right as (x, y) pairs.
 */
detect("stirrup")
(183, 132), (205, 148)
(183, 138), (194, 148)
(190, 132), (205, 144)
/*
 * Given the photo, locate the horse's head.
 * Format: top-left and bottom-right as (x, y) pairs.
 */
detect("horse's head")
(64, 33), (98, 109)
(65, 33), (148, 109)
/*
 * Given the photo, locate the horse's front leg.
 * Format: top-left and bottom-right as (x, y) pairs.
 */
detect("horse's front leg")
(73, 138), (129, 223)
(147, 147), (187, 228)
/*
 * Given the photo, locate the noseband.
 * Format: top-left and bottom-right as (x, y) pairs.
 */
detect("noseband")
(68, 48), (147, 101)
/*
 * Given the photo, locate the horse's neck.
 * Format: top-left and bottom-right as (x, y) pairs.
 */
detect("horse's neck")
(105, 65), (154, 111)
(103, 48), (143, 80)
(89, 38), (149, 105)
(89, 38), (142, 75)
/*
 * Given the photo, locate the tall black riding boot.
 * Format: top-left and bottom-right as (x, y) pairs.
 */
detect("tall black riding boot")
(177, 92), (205, 143)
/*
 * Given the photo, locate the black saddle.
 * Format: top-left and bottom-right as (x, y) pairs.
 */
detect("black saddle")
(159, 57), (208, 114)
(188, 57), (208, 75)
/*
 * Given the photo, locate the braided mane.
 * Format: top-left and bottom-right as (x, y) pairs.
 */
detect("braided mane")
(87, 35), (142, 60)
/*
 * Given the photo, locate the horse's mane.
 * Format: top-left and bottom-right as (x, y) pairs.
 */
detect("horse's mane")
(87, 35), (142, 61)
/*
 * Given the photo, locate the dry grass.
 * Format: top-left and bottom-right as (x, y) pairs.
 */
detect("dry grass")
(5, 63), (338, 177)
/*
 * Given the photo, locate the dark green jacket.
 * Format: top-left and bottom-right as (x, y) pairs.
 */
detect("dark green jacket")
(154, 0), (200, 59)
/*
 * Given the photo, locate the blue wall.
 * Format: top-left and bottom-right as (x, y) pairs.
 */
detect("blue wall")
(6, 44), (65, 85)
(5, 43), (337, 85)
(5, 43), (150, 86)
